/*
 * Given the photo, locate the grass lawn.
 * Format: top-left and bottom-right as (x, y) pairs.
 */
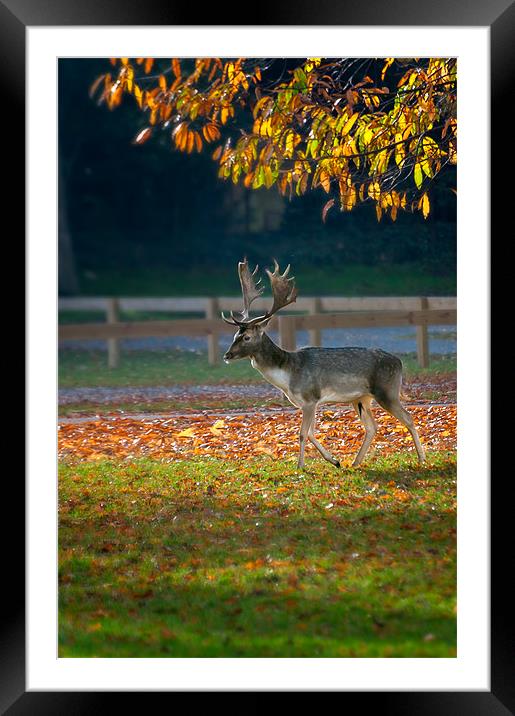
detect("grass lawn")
(59, 452), (456, 658)
(59, 347), (258, 388)
(59, 348), (457, 389)
(76, 263), (457, 297)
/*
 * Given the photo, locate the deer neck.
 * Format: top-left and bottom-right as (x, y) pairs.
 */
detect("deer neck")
(250, 332), (293, 376)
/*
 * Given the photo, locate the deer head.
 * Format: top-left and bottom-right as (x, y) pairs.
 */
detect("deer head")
(223, 258), (297, 362)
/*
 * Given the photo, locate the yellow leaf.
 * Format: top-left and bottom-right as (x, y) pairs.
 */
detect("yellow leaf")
(284, 130), (294, 157)
(263, 165), (274, 188)
(414, 163), (423, 189)
(177, 427), (196, 438)
(340, 112), (359, 137)
(252, 95), (272, 120)
(126, 67), (134, 92)
(368, 181), (381, 201)
(209, 420), (226, 435)
(381, 58), (394, 81)
(421, 193), (430, 219)
(134, 84), (143, 108)
(221, 107), (231, 125)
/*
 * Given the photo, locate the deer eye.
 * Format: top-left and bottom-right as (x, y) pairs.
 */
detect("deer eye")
(243, 334), (251, 342)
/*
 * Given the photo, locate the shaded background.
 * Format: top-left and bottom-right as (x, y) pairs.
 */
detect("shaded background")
(58, 59), (457, 298)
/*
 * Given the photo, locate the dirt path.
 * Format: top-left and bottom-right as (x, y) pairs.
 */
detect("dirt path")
(59, 374), (456, 411)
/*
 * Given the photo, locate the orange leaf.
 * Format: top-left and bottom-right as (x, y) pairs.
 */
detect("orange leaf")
(319, 170), (331, 193)
(172, 58), (181, 79)
(132, 127), (152, 145)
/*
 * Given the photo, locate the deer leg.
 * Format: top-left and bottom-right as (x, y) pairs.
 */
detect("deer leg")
(375, 396), (425, 463)
(352, 397), (378, 467)
(298, 404), (317, 470)
(308, 412), (340, 468)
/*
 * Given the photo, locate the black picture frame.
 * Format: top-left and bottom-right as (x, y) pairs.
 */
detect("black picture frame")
(11, 0), (506, 712)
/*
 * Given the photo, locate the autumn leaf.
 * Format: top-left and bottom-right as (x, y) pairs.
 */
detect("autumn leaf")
(340, 112), (359, 137)
(94, 56), (457, 221)
(414, 162), (423, 189)
(421, 193), (430, 219)
(381, 57), (394, 81)
(177, 427), (196, 438)
(322, 198), (335, 223)
(59, 403), (456, 463)
(319, 169), (331, 193)
(132, 127), (152, 145)
(89, 74), (105, 99)
(171, 58), (181, 79)
(209, 419), (226, 435)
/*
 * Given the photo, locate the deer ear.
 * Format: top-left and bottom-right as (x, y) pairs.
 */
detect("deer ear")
(255, 318), (271, 332)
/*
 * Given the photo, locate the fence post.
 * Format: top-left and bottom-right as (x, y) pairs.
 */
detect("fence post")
(416, 297), (429, 369)
(279, 315), (297, 352)
(206, 298), (220, 365)
(308, 297), (322, 346)
(106, 298), (120, 369)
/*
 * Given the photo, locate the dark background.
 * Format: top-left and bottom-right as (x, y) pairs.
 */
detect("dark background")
(58, 59), (457, 296)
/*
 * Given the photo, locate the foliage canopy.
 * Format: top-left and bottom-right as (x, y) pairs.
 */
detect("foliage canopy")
(92, 57), (457, 221)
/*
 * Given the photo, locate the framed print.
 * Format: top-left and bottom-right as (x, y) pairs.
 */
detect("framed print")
(11, 0), (508, 711)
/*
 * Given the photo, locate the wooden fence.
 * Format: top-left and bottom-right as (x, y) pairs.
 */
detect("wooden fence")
(59, 296), (457, 369)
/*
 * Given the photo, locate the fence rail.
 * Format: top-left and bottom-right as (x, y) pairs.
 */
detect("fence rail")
(59, 296), (457, 369)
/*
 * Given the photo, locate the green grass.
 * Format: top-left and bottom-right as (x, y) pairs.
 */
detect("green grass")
(76, 263), (456, 297)
(397, 353), (456, 376)
(59, 452), (456, 658)
(59, 348), (456, 390)
(59, 348), (258, 388)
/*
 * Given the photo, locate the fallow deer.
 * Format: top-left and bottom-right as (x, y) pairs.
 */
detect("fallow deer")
(222, 259), (425, 469)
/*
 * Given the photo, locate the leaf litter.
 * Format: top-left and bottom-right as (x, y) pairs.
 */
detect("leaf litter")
(59, 404), (456, 463)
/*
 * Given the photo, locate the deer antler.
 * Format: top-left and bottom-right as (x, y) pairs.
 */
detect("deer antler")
(221, 258), (264, 325)
(222, 258), (297, 327)
(245, 259), (297, 326)
(266, 260), (298, 316)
